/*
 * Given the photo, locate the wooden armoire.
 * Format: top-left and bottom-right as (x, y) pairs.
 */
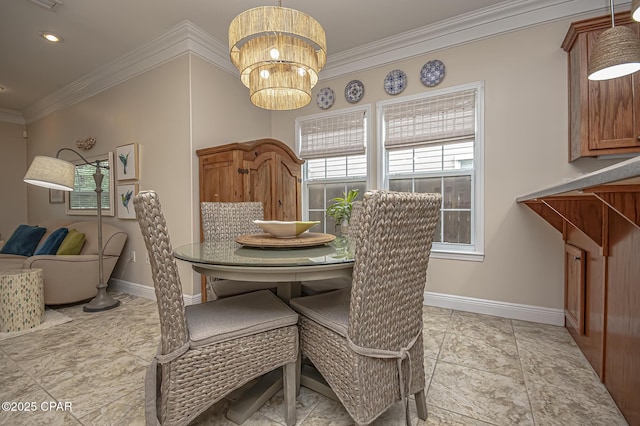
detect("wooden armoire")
(196, 138), (304, 301)
(197, 138), (304, 222)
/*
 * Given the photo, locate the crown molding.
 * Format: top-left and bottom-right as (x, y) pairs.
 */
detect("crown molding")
(0, 108), (25, 125)
(22, 21), (234, 124)
(321, 0), (620, 79)
(21, 0), (626, 123)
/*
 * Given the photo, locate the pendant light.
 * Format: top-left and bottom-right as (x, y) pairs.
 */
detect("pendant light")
(229, 1), (326, 110)
(632, 0), (640, 22)
(588, 0), (640, 80)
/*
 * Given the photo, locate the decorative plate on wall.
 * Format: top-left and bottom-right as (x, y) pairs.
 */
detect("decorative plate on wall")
(420, 60), (446, 87)
(316, 87), (335, 109)
(384, 69), (407, 95)
(344, 80), (364, 103)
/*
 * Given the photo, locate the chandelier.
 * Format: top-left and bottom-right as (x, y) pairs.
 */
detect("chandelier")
(229, 3), (327, 110)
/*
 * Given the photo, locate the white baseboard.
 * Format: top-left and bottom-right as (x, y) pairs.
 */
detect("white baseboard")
(424, 291), (565, 326)
(110, 278), (563, 325)
(109, 278), (201, 306)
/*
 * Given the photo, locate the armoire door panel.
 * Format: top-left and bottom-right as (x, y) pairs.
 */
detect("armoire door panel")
(275, 154), (302, 221)
(245, 152), (275, 220)
(200, 151), (242, 202)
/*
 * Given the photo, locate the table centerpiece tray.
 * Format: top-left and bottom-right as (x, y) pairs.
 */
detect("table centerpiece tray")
(235, 232), (335, 248)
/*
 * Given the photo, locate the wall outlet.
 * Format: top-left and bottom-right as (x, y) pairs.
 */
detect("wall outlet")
(130, 251), (136, 262)
(145, 253), (150, 265)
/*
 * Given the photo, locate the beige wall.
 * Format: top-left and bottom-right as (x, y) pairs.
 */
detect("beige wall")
(15, 17), (624, 309)
(271, 18), (619, 310)
(188, 55), (271, 290)
(26, 55), (194, 293)
(22, 54), (269, 297)
(0, 121), (28, 241)
(190, 55), (271, 224)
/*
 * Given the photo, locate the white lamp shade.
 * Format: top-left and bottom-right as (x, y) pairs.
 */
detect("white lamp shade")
(633, 0), (640, 22)
(23, 156), (75, 191)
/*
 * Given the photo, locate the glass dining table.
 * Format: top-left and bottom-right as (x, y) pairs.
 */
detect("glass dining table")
(173, 236), (354, 424)
(173, 237), (354, 302)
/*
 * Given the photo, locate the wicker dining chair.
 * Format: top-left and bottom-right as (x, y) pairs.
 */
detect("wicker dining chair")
(200, 201), (275, 300)
(135, 191), (298, 426)
(290, 190), (441, 425)
(300, 200), (363, 295)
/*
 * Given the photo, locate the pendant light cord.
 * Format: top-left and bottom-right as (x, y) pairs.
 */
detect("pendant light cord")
(610, 0), (615, 27)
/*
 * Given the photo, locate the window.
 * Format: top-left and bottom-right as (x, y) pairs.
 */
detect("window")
(296, 105), (370, 234)
(65, 152), (115, 216)
(378, 82), (483, 259)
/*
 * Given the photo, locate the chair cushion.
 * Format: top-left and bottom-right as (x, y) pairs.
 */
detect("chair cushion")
(290, 288), (351, 337)
(56, 229), (86, 255)
(0, 224), (47, 256)
(301, 277), (352, 296)
(34, 227), (69, 255)
(186, 289), (298, 346)
(210, 278), (276, 299)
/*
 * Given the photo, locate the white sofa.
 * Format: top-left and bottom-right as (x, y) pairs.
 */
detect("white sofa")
(0, 221), (127, 305)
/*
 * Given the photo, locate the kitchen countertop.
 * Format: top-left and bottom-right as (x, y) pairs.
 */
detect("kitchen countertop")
(517, 155), (640, 201)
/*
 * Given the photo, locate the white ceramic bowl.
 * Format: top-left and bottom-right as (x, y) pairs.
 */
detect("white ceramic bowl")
(254, 220), (320, 238)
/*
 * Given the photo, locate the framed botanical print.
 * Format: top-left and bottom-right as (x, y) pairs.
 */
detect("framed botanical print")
(116, 184), (139, 219)
(115, 143), (139, 181)
(49, 189), (64, 204)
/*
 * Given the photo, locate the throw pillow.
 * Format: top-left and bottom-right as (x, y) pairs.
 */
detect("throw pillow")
(0, 224), (47, 256)
(34, 227), (69, 255)
(56, 229), (86, 255)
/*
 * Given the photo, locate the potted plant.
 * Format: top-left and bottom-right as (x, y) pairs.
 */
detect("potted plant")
(326, 189), (359, 234)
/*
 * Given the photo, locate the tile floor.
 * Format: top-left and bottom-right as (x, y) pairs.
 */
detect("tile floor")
(0, 292), (628, 425)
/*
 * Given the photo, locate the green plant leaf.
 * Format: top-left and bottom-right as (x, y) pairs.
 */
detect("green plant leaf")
(326, 189), (359, 224)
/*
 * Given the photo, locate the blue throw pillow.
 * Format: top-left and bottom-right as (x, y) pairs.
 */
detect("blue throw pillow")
(34, 227), (69, 256)
(0, 224), (47, 256)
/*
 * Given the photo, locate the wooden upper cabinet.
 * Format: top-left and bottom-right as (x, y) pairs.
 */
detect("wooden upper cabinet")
(562, 13), (640, 161)
(197, 138), (304, 221)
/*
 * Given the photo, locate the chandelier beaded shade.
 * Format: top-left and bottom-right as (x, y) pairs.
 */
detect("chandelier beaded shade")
(229, 5), (327, 110)
(587, 0), (640, 80)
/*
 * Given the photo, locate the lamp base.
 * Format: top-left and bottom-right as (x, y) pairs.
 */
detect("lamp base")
(83, 289), (120, 312)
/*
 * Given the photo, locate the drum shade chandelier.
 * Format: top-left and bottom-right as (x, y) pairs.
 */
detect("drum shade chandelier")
(229, 2), (326, 110)
(587, 0), (640, 80)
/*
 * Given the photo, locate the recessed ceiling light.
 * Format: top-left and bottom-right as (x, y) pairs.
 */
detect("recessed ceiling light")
(39, 31), (63, 43)
(30, 0), (64, 11)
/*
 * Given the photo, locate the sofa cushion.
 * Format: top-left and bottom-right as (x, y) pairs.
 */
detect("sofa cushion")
(56, 229), (86, 255)
(0, 224), (47, 256)
(34, 227), (69, 256)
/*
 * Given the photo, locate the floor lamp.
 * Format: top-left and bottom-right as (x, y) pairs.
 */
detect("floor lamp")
(23, 148), (120, 312)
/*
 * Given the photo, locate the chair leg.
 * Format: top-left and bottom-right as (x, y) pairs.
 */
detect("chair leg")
(283, 361), (297, 426)
(415, 389), (428, 420)
(295, 351), (302, 395)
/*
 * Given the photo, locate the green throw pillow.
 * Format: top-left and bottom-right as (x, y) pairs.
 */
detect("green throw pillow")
(56, 229), (86, 255)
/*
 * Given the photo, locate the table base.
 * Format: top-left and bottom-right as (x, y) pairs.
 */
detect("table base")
(226, 282), (338, 424)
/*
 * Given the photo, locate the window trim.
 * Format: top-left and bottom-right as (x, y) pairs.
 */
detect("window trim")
(65, 151), (115, 217)
(296, 104), (373, 222)
(377, 81), (484, 260)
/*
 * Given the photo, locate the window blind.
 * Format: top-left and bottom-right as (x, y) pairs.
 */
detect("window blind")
(69, 161), (111, 209)
(383, 89), (476, 150)
(299, 110), (366, 159)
